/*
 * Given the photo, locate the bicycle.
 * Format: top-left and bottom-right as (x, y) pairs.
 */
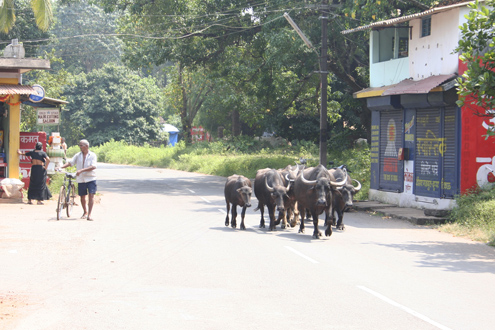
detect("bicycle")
(56, 171), (77, 220)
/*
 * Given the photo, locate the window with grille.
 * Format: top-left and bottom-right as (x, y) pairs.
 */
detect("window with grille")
(421, 16), (431, 37)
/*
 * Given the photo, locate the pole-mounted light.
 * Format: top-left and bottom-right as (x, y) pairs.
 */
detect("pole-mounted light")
(283, 13), (313, 49)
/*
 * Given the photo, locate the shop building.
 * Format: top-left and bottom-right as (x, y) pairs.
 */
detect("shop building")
(341, 1), (494, 210)
(0, 40), (66, 201)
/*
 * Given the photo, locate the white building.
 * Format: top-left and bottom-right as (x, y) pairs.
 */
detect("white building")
(342, 1), (495, 210)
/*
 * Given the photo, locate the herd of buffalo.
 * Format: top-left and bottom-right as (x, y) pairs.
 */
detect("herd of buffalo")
(224, 162), (362, 239)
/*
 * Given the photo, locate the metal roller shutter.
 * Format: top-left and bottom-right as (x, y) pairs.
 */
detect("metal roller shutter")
(379, 111), (403, 191)
(415, 108), (442, 198)
(442, 107), (458, 198)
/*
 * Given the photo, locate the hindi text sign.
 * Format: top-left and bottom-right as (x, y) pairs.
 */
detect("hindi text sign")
(37, 108), (60, 125)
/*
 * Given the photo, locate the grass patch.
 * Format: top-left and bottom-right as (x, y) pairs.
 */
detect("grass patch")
(90, 139), (370, 201)
(439, 186), (495, 246)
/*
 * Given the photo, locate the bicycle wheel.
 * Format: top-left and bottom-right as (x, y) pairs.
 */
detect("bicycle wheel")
(66, 183), (76, 218)
(57, 186), (66, 220)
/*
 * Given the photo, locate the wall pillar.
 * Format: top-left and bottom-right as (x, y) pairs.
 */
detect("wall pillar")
(7, 95), (20, 179)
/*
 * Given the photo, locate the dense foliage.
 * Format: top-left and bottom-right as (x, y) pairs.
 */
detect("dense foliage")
(39, 2), (123, 74)
(63, 63), (164, 146)
(455, 0), (495, 139)
(0, 0), (53, 33)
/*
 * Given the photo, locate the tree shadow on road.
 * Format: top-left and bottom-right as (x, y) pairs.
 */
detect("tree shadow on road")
(369, 241), (495, 274)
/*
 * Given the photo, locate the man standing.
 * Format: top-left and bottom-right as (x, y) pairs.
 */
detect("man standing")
(58, 139), (97, 221)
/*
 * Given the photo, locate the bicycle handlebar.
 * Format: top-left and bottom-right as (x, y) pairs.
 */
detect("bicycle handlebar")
(55, 168), (77, 179)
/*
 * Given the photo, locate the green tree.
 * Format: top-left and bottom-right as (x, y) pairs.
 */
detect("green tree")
(97, 0), (436, 145)
(0, 0), (51, 57)
(0, 0), (53, 33)
(40, 1), (123, 74)
(455, 0), (495, 139)
(164, 63), (214, 143)
(63, 63), (164, 146)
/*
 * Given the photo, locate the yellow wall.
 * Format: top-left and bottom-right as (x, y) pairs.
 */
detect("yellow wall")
(8, 95), (20, 179)
(1, 77), (22, 179)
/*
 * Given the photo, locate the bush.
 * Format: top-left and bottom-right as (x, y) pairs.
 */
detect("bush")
(89, 139), (371, 197)
(446, 186), (495, 245)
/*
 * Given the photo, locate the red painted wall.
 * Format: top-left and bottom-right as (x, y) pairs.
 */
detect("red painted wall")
(459, 61), (495, 192)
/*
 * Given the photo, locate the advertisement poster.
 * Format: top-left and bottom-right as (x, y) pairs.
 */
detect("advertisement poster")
(459, 61), (495, 192)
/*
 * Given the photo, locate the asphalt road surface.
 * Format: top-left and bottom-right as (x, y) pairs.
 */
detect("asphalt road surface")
(1, 163), (495, 330)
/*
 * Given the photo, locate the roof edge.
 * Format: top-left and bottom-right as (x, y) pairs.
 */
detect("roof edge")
(341, 0), (480, 35)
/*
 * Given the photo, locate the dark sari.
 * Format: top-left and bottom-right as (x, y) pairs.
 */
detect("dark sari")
(25, 151), (52, 201)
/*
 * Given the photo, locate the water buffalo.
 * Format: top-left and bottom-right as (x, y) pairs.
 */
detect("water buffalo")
(254, 168), (290, 231)
(277, 164), (302, 228)
(328, 166), (362, 230)
(224, 175), (253, 230)
(294, 165), (346, 238)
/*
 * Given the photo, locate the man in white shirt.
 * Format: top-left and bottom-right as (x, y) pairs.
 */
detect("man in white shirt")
(58, 139), (97, 221)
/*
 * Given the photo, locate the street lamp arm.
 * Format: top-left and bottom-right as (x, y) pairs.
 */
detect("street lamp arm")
(283, 13), (314, 50)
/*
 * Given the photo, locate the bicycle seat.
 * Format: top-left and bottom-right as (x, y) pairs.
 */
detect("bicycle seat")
(66, 173), (77, 179)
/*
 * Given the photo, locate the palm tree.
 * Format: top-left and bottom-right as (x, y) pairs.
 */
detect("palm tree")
(0, 0), (53, 33)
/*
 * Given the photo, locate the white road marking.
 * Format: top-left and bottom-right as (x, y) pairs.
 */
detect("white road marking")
(357, 286), (452, 330)
(200, 196), (211, 203)
(284, 246), (319, 264)
(187, 189), (195, 193)
(218, 209), (226, 214)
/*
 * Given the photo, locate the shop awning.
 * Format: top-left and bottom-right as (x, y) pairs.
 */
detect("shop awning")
(0, 84), (36, 95)
(21, 96), (68, 108)
(353, 74), (458, 99)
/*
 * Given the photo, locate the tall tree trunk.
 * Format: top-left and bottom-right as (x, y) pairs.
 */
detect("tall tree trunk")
(232, 109), (241, 137)
(178, 63), (191, 143)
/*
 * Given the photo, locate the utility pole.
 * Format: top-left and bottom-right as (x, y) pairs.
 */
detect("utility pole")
(284, 4), (329, 166)
(319, 1), (328, 166)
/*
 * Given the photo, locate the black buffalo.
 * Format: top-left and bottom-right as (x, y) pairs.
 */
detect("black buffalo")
(277, 164), (302, 228)
(328, 166), (362, 230)
(293, 165), (346, 238)
(224, 175), (253, 230)
(254, 168), (290, 231)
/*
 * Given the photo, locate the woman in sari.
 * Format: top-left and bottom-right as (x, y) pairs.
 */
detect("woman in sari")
(17, 142), (52, 204)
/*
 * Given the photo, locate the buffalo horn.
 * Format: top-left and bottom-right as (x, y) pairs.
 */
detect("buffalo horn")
(353, 179), (362, 192)
(300, 170), (317, 186)
(265, 177), (275, 192)
(330, 176), (347, 188)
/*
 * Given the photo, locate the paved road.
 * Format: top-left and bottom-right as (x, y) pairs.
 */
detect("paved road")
(1, 163), (495, 330)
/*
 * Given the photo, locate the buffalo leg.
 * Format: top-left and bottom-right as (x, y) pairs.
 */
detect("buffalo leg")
(327, 206), (336, 226)
(324, 209), (333, 236)
(240, 206), (247, 230)
(312, 211), (322, 239)
(258, 203), (265, 228)
(335, 208), (344, 230)
(298, 204), (305, 234)
(278, 210), (288, 229)
(267, 205), (277, 231)
(225, 202), (231, 227)
(231, 204), (238, 228)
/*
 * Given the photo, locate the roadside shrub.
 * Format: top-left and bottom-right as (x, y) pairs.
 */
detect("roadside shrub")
(446, 186), (495, 245)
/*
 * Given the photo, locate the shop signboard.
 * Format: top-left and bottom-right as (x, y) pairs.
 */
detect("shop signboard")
(29, 84), (45, 103)
(37, 108), (60, 125)
(190, 126), (211, 143)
